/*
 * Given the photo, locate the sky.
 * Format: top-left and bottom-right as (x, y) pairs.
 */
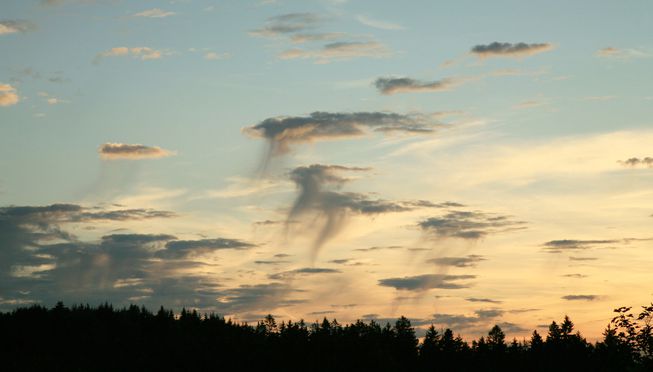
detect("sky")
(1, 0), (653, 340)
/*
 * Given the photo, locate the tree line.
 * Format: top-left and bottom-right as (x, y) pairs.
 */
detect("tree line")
(1, 301), (651, 371)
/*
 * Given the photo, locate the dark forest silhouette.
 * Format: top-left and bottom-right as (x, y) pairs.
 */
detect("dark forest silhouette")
(1, 302), (652, 371)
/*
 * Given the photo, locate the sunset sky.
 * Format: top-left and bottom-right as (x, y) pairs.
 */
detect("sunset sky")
(1, 0), (653, 340)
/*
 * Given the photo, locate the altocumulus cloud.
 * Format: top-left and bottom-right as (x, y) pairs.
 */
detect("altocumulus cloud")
(98, 143), (175, 160)
(378, 274), (476, 291)
(374, 77), (461, 95)
(619, 157), (653, 168)
(244, 111), (444, 156)
(0, 83), (19, 107)
(157, 238), (255, 259)
(419, 210), (526, 240)
(562, 295), (599, 301)
(470, 42), (554, 58)
(542, 239), (618, 253)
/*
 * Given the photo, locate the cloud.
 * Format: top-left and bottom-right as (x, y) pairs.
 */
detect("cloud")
(268, 267), (341, 280)
(215, 283), (305, 314)
(561, 295), (599, 301)
(205, 52), (230, 60)
(249, 13), (322, 38)
(426, 255), (486, 268)
(98, 143), (175, 160)
(0, 83), (19, 107)
(562, 274), (587, 279)
(430, 308), (507, 331)
(619, 157), (653, 168)
(513, 100), (545, 109)
(470, 42), (554, 58)
(374, 77), (460, 95)
(157, 238), (255, 259)
(291, 32), (345, 44)
(583, 95), (616, 101)
(378, 274), (475, 291)
(279, 41), (391, 63)
(0, 203), (274, 312)
(466, 297), (503, 304)
(356, 15), (404, 30)
(132, 8), (175, 18)
(40, 0), (66, 5)
(0, 20), (35, 35)
(595, 47), (650, 59)
(94, 47), (167, 63)
(1, 203), (175, 224)
(286, 164), (416, 260)
(542, 239), (617, 252)
(569, 256), (598, 261)
(244, 111), (443, 156)
(308, 310), (336, 315)
(254, 260), (290, 265)
(78, 208), (176, 221)
(0, 204), (246, 311)
(354, 245), (402, 252)
(419, 210), (526, 240)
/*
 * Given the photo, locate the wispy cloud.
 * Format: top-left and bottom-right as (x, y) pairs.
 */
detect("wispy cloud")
(427, 255), (486, 268)
(0, 20), (35, 35)
(279, 41), (391, 63)
(513, 100), (546, 109)
(356, 15), (404, 30)
(0, 83), (19, 107)
(471, 42), (554, 59)
(430, 309), (509, 331)
(38, 92), (68, 105)
(595, 47), (650, 59)
(98, 143), (175, 160)
(466, 297), (503, 304)
(291, 32), (345, 44)
(205, 51), (230, 60)
(269, 267), (341, 280)
(378, 274), (476, 291)
(132, 8), (176, 18)
(199, 176), (281, 199)
(249, 13), (322, 38)
(94, 47), (168, 63)
(40, 0), (66, 6)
